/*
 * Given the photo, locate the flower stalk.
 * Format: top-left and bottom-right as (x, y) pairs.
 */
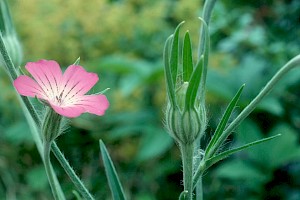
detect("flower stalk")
(181, 143), (194, 200)
(43, 141), (61, 200)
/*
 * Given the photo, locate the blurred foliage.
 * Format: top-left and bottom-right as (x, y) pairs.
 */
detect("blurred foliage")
(0, 0), (299, 199)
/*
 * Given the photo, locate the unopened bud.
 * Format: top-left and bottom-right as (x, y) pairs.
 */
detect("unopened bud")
(166, 81), (207, 145)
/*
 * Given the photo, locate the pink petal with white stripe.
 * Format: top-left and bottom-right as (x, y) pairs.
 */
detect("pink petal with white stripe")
(25, 60), (63, 100)
(50, 104), (85, 118)
(13, 75), (45, 98)
(60, 65), (99, 101)
(75, 94), (109, 116)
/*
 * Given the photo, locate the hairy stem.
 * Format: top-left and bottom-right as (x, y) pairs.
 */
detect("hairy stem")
(52, 142), (95, 200)
(44, 142), (61, 200)
(181, 143), (194, 200)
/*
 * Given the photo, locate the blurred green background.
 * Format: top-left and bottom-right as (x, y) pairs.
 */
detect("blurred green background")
(1, 0), (300, 199)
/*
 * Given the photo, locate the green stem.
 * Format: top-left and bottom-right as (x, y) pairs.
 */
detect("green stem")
(181, 143), (194, 200)
(44, 142), (61, 200)
(51, 142), (95, 200)
(207, 54), (300, 158)
(193, 160), (205, 190)
(195, 177), (203, 200)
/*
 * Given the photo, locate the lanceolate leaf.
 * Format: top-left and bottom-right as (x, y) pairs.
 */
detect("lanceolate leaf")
(204, 84), (245, 159)
(185, 56), (203, 110)
(99, 140), (126, 200)
(204, 134), (281, 170)
(163, 35), (177, 106)
(170, 21), (184, 86)
(182, 31), (193, 82)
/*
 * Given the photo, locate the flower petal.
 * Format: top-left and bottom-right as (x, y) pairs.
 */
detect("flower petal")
(50, 104), (85, 118)
(13, 75), (45, 98)
(75, 94), (109, 116)
(60, 65), (99, 101)
(25, 60), (63, 100)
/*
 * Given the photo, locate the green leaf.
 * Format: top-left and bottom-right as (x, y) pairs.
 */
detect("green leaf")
(99, 140), (126, 200)
(182, 31), (193, 82)
(170, 21), (184, 86)
(184, 56), (203, 110)
(204, 84), (245, 159)
(204, 134), (281, 170)
(163, 35), (176, 106)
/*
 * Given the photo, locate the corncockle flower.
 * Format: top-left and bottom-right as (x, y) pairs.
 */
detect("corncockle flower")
(13, 60), (109, 118)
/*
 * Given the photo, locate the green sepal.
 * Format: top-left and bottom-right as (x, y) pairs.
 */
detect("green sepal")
(73, 57), (80, 65)
(163, 35), (177, 106)
(182, 31), (193, 82)
(95, 88), (110, 95)
(184, 55), (203, 110)
(205, 84), (245, 159)
(204, 134), (281, 170)
(99, 140), (126, 200)
(170, 21), (185, 86)
(198, 17), (210, 101)
(42, 108), (62, 143)
(18, 66), (25, 75)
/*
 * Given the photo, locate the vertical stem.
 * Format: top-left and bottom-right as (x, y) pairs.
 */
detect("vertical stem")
(181, 143), (194, 200)
(196, 177), (203, 200)
(51, 142), (95, 200)
(44, 142), (61, 200)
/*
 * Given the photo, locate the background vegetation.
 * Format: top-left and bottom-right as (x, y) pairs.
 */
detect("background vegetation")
(0, 0), (300, 199)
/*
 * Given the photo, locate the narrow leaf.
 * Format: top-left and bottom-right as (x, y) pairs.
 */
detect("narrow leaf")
(185, 56), (203, 110)
(182, 31), (193, 82)
(99, 140), (126, 200)
(170, 21), (185, 86)
(205, 134), (281, 170)
(163, 35), (176, 106)
(204, 84), (245, 159)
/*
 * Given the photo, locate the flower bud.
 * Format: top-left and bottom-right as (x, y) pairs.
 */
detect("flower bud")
(42, 108), (63, 143)
(165, 82), (207, 144)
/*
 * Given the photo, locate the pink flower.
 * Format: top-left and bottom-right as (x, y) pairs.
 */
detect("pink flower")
(14, 60), (109, 118)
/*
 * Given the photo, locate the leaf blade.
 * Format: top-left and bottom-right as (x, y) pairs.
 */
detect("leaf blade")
(204, 84), (245, 159)
(205, 134), (281, 170)
(99, 140), (126, 200)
